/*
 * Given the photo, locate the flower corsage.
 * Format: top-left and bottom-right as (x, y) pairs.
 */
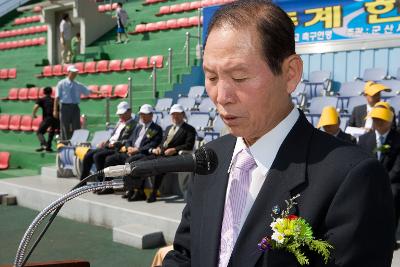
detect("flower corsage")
(374, 144), (391, 154)
(258, 195), (333, 265)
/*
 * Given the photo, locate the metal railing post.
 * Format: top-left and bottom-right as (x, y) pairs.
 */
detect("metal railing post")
(152, 62), (157, 98)
(185, 32), (190, 67)
(197, 8), (202, 60)
(128, 77), (132, 110)
(168, 48), (173, 84)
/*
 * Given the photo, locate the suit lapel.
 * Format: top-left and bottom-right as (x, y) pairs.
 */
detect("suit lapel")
(229, 113), (313, 267)
(199, 135), (236, 267)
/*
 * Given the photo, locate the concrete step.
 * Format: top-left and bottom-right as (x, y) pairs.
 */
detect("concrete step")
(41, 165), (58, 178)
(113, 224), (166, 249)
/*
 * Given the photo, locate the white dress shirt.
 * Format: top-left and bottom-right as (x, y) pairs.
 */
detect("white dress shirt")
(364, 104), (373, 129)
(225, 107), (300, 241)
(108, 121), (126, 145)
(134, 122), (152, 148)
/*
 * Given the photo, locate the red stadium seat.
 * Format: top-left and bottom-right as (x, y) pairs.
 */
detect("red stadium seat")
(32, 15), (41, 22)
(108, 60), (122, 72)
(21, 28), (30, 35)
(155, 21), (168, 31)
(38, 88), (45, 98)
(149, 55), (164, 68)
(189, 16), (201, 26)
(99, 85), (113, 98)
(135, 24), (146, 33)
(6, 88), (19, 100)
(84, 61), (96, 74)
(8, 68), (16, 79)
(14, 18), (23, 25)
(32, 116), (42, 131)
(157, 6), (170, 15)
(52, 65), (63, 76)
(0, 69), (8, 79)
(9, 115), (22, 131)
(98, 5), (105, 12)
(62, 64), (71, 75)
(113, 84), (129, 98)
(18, 88), (29, 100)
(180, 3), (191, 11)
(75, 62), (85, 74)
(202, 0), (214, 7)
(42, 66), (52, 77)
(96, 60), (109, 73)
(121, 58), (135, 71)
(10, 41), (18, 49)
(26, 16), (34, 24)
(104, 4), (112, 11)
(177, 18), (190, 28)
(0, 114), (11, 130)
(27, 27), (36, 35)
(0, 42), (5, 50)
(39, 25), (48, 32)
(16, 40), (25, 48)
(170, 4), (183, 13)
(24, 39), (33, 47)
(87, 85), (100, 99)
(0, 152), (10, 170)
(135, 56), (149, 69)
(28, 87), (39, 100)
(189, 1), (202, 10)
(38, 37), (46, 45)
(32, 38), (40, 46)
(166, 19), (178, 29)
(145, 23), (158, 32)
(112, 3), (118, 9)
(33, 5), (42, 13)
(20, 115), (33, 131)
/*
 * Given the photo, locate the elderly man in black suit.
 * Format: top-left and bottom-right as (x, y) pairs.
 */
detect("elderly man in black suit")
(349, 81), (396, 130)
(163, 1), (395, 266)
(128, 104), (196, 203)
(103, 104), (163, 196)
(317, 106), (355, 143)
(358, 102), (400, 248)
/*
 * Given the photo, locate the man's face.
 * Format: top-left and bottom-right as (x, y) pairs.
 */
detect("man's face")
(366, 93), (380, 107)
(323, 124), (340, 136)
(140, 113), (153, 124)
(171, 112), (184, 125)
(372, 118), (391, 134)
(203, 26), (301, 144)
(119, 110), (131, 122)
(68, 72), (77, 80)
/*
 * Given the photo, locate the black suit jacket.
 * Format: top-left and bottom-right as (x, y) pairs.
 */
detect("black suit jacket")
(162, 122), (196, 153)
(125, 122), (163, 155)
(349, 104), (397, 130)
(336, 130), (355, 144)
(105, 118), (137, 149)
(163, 112), (394, 267)
(358, 129), (400, 184)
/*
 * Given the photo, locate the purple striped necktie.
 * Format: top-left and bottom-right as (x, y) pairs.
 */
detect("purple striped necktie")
(218, 148), (257, 267)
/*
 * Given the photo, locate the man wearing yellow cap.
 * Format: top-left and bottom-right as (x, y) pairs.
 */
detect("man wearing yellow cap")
(358, 103), (400, 248)
(349, 81), (396, 130)
(317, 106), (355, 143)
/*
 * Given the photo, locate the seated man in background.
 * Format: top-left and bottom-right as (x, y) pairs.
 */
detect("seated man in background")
(103, 104), (163, 197)
(317, 106), (355, 143)
(358, 102), (400, 247)
(349, 81), (395, 130)
(32, 87), (60, 152)
(128, 104), (196, 203)
(80, 101), (136, 183)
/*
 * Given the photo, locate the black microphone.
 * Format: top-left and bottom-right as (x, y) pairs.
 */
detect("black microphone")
(101, 147), (218, 178)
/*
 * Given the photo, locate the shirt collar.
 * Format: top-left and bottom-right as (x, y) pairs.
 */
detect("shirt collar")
(375, 129), (390, 141)
(228, 107), (300, 176)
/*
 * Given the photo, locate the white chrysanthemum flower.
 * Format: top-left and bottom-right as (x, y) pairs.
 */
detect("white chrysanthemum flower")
(271, 232), (285, 244)
(270, 221), (277, 230)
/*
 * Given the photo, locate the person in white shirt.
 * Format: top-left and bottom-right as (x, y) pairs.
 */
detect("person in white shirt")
(59, 13), (73, 64)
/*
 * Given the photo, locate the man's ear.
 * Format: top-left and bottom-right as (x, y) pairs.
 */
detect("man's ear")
(283, 54), (303, 94)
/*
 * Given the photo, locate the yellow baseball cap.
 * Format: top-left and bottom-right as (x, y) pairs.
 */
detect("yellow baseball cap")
(317, 106), (339, 128)
(364, 81), (391, 96)
(367, 106), (394, 122)
(374, 101), (391, 110)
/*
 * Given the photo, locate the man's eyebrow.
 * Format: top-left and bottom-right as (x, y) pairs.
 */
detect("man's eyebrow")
(203, 65), (249, 73)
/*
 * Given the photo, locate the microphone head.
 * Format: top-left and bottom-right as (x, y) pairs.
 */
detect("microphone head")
(194, 147), (218, 175)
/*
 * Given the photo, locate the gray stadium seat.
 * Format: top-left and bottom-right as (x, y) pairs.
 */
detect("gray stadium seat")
(155, 98), (173, 112)
(303, 70), (331, 98)
(380, 80), (400, 97)
(362, 68), (386, 81)
(198, 97), (216, 113)
(177, 97), (196, 111)
(307, 96), (338, 115)
(346, 96), (367, 114)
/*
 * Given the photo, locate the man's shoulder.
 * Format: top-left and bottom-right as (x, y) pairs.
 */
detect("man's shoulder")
(353, 104), (367, 113)
(182, 122), (196, 132)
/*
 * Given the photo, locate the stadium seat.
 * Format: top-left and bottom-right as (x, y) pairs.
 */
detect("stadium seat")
(307, 96), (338, 115)
(38, 37), (46, 45)
(198, 97), (216, 112)
(113, 84), (129, 98)
(303, 70), (331, 98)
(135, 24), (146, 33)
(24, 39), (33, 47)
(155, 98), (173, 111)
(166, 19), (178, 29)
(149, 55), (164, 68)
(212, 115), (225, 133)
(84, 61), (96, 74)
(340, 116), (350, 131)
(51, 87), (56, 98)
(190, 1), (202, 10)
(188, 113), (210, 131)
(9, 115), (22, 131)
(52, 64), (63, 76)
(346, 96), (366, 114)
(16, 40), (25, 48)
(135, 56), (149, 69)
(5, 88), (19, 100)
(112, 3), (118, 9)
(32, 116), (42, 131)
(33, 5), (42, 13)
(74, 62), (85, 74)
(104, 4), (112, 11)
(145, 23), (158, 32)
(28, 87), (39, 100)
(180, 2), (191, 11)
(96, 60), (109, 73)
(42, 66), (52, 77)
(0, 152), (10, 170)
(99, 85), (113, 98)
(98, 5), (106, 12)
(8, 68), (16, 79)
(177, 97), (196, 110)
(361, 68), (386, 81)
(20, 115), (33, 131)
(18, 88), (29, 100)
(157, 6), (170, 15)
(189, 16), (201, 26)
(202, 0), (214, 7)
(380, 80), (400, 97)
(108, 59), (122, 72)
(0, 114), (10, 130)
(396, 67), (400, 80)
(121, 58), (135, 71)
(170, 4), (183, 13)
(187, 85), (205, 101)
(155, 21), (168, 31)
(0, 69), (8, 79)
(38, 87), (45, 98)
(14, 18), (23, 25)
(177, 18), (191, 28)
(337, 81), (365, 110)
(389, 97), (400, 114)
(62, 64), (71, 75)
(87, 85), (100, 99)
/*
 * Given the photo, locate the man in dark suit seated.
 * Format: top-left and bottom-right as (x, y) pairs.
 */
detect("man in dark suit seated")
(349, 81), (396, 130)
(79, 101), (136, 184)
(163, 1), (394, 266)
(317, 106), (355, 143)
(103, 104), (163, 197)
(128, 104), (196, 203)
(358, 103), (400, 248)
